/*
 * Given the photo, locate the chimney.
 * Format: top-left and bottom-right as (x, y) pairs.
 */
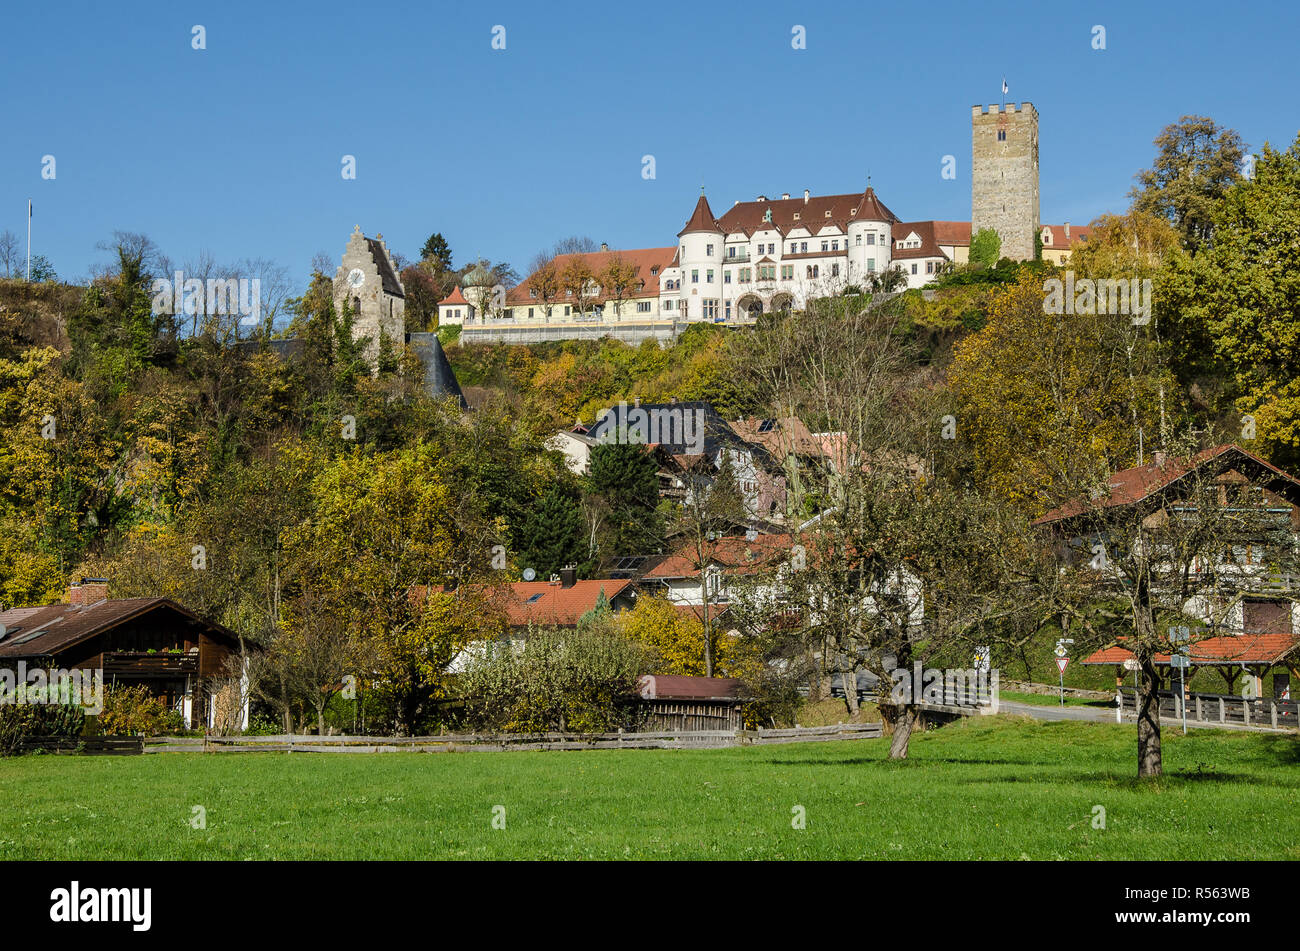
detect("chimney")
(804, 189), (810, 204)
(600, 242), (608, 252)
(560, 566), (577, 588)
(1063, 221), (1070, 239)
(781, 193), (790, 200)
(733, 200), (740, 206)
(756, 195), (767, 201)
(1153, 451), (1167, 468)
(68, 577), (109, 606)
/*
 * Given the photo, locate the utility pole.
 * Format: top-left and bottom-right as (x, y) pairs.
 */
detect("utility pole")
(26, 199), (32, 281)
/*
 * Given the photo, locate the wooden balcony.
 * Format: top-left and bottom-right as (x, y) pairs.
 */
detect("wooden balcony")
(101, 652), (198, 677)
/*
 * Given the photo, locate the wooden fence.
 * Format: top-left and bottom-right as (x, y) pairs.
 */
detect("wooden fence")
(141, 722), (883, 754)
(15, 736), (144, 755)
(1118, 688), (1297, 730)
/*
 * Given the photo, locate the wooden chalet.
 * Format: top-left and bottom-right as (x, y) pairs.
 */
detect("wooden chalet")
(0, 578), (246, 729)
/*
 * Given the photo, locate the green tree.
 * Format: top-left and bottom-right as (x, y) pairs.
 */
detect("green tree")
(1130, 115), (1246, 252)
(969, 228), (1002, 268)
(420, 233), (453, 269)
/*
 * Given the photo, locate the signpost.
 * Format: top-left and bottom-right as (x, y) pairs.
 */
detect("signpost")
(1054, 638), (1074, 706)
(1170, 625), (1191, 734)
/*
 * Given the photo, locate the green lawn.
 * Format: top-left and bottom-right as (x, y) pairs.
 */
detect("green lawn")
(1000, 690), (1115, 708)
(1, 716), (1296, 860)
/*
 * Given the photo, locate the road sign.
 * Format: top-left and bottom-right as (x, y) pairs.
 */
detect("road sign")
(1054, 644), (1068, 658)
(1056, 656), (1070, 674)
(1170, 654), (1190, 669)
(974, 646), (990, 671)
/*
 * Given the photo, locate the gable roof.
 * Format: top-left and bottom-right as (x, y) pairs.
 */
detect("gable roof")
(892, 220), (967, 260)
(642, 533), (794, 580)
(497, 580), (635, 627)
(1034, 444), (1300, 526)
(716, 187), (897, 237)
(0, 598), (239, 659)
(1040, 224), (1092, 249)
(1083, 633), (1298, 667)
(365, 238), (405, 299)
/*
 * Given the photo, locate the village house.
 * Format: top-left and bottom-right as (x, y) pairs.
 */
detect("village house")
(1034, 444), (1300, 698)
(0, 579), (248, 730)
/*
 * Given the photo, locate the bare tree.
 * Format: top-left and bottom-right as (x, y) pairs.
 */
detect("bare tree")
(0, 230), (19, 278)
(1040, 439), (1300, 777)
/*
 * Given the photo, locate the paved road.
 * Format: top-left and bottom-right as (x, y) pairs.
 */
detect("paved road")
(997, 699), (1293, 734)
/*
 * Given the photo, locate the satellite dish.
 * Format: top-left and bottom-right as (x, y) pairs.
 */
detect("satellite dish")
(522, 568), (536, 582)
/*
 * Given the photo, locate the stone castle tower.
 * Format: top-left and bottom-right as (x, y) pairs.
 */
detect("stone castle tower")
(971, 102), (1040, 262)
(333, 226), (406, 362)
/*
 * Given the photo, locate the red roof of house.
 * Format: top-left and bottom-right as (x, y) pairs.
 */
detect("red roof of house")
(643, 534), (793, 580)
(510, 246), (676, 306)
(679, 194), (722, 236)
(892, 220), (968, 260)
(438, 286), (468, 306)
(497, 579), (634, 627)
(715, 187), (897, 237)
(1033, 444), (1300, 526)
(1083, 634), (1298, 667)
(1041, 224), (1091, 249)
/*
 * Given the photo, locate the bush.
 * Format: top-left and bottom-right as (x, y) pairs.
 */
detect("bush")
(97, 685), (178, 736)
(0, 703), (86, 756)
(460, 627), (650, 733)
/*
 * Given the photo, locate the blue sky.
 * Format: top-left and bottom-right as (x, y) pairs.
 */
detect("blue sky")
(2, 0), (1296, 286)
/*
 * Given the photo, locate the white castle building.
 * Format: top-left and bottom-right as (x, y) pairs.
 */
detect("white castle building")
(438, 101), (1090, 339)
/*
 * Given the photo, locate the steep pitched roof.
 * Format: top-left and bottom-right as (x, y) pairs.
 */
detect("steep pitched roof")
(365, 238), (405, 299)
(438, 286), (468, 306)
(404, 333), (468, 408)
(679, 194), (722, 236)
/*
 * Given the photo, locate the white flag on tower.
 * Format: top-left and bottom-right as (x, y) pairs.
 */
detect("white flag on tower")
(1002, 77), (1009, 95)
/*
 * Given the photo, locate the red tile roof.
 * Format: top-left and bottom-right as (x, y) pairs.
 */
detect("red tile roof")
(643, 534), (793, 580)
(496, 579), (634, 627)
(509, 247), (676, 306)
(892, 220), (967, 260)
(438, 286), (468, 306)
(1083, 634), (1298, 666)
(716, 187), (897, 237)
(1041, 224), (1092, 249)
(679, 194), (722, 236)
(1034, 444), (1300, 526)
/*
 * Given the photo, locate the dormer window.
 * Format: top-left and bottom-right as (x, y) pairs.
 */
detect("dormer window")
(793, 213), (800, 220)
(824, 210), (832, 218)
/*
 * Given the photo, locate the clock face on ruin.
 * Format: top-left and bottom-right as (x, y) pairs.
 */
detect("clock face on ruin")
(347, 268), (365, 288)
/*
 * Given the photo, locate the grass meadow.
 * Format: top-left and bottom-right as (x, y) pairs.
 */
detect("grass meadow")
(0, 716), (1295, 860)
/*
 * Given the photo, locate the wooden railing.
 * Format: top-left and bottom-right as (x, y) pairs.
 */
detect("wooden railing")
(102, 652), (197, 675)
(1118, 687), (1297, 730)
